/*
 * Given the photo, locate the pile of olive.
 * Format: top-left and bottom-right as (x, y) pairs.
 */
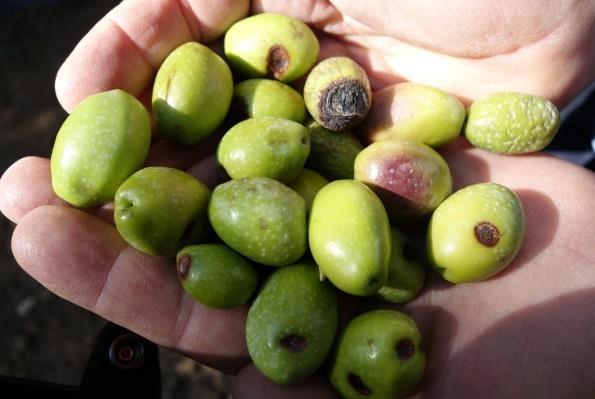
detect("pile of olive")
(49, 12), (560, 399)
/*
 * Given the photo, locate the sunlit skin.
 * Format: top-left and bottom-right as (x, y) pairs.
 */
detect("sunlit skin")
(0, 1), (594, 398)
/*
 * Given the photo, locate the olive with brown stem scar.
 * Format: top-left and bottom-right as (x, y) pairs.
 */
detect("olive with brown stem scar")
(224, 13), (319, 83)
(304, 56), (372, 132)
(427, 182), (525, 283)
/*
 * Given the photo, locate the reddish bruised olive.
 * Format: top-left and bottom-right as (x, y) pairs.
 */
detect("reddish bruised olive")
(354, 139), (452, 223)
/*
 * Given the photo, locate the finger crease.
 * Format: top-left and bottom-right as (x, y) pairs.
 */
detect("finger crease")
(89, 245), (126, 313)
(168, 293), (196, 348)
(175, 0), (203, 43)
(105, 15), (155, 71)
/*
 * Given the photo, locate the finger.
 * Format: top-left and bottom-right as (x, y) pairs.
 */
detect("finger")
(11, 205), (249, 373)
(55, 0), (249, 112)
(0, 157), (113, 225)
(232, 363), (339, 399)
(0, 157), (66, 224)
(0, 133), (224, 224)
(252, 0), (343, 32)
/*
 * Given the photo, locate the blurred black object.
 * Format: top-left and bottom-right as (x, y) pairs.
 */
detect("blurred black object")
(0, 322), (162, 399)
(547, 83), (595, 171)
(0, 0), (81, 9)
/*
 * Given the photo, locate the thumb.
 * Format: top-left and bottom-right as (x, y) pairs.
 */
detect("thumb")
(55, 0), (249, 112)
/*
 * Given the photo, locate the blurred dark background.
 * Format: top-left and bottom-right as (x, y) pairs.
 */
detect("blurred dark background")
(0, 1), (231, 397)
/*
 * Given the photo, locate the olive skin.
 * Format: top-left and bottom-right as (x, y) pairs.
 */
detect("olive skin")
(51, 89), (151, 207)
(233, 79), (306, 123)
(303, 57), (372, 132)
(305, 120), (364, 180)
(309, 180), (391, 296)
(377, 227), (426, 304)
(246, 263), (338, 385)
(224, 13), (319, 82)
(361, 82), (465, 148)
(176, 244), (257, 309)
(427, 182), (525, 283)
(114, 167), (211, 257)
(208, 177), (307, 267)
(217, 117), (310, 184)
(354, 139), (452, 223)
(329, 310), (426, 399)
(289, 168), (328, 212)
(464, 92), (560, 154)
(152, 42), (233, 145)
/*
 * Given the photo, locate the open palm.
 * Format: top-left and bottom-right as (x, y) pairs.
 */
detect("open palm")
(1, 1), (594, 397)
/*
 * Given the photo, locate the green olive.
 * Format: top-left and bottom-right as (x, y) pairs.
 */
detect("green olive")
(224, 13), (319, 82)
(208, 177), (307, 266)
(152, 42), (233, 145)
(217, 117), (310, 184)
(329, 310), (425, 399)
(233, 79), (306, 123)
(464, 92), (560, 154)
(51, 89), (151, 207)
(176, 244), (257, 308)
(377, 227), (426, 304)
(309, 180), (391, 296)
(428, 182), (525, 283)
(114, 167), (211, 257)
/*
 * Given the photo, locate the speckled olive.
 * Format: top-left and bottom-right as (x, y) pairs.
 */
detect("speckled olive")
(152, 42), (233, 145)
(361, 82), (465, 148)
(217, 117), (310, 184)
(329, 310), (425, 399)
(208, 177), (307, 266)
(233, 79), (306, 123)
(224, 13), (319, 82)
(464, 92), (560, 154)
(176, 244), (257, 308)
(303, 57), (371, 132)
(51, 89), (151, 207)
(309, 180), (391, 296)
(377, 228), (425, 304)
(246, 263), (338, 385)
(114, 167), (211, 257)
(427, 182), (525, 283)
(305, 120), (363, 180)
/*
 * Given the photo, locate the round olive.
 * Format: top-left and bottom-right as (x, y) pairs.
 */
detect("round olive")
(224, 13), (319, 82)
(465, 92), (560, 154)
(427, 182), (525, 283)
(176, 244), (257, 309)
(329, 310), (426, 399)
(51, 89), (151, 207)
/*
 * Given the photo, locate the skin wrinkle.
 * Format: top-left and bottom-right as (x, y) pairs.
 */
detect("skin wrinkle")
(167, 290), (197, 349)
(104, 16), (157, 74)
(175, 0), (204, 42)
(108, 0), (193, 65)
(329, 0), (577, 59)
(89, 243), (130, 315)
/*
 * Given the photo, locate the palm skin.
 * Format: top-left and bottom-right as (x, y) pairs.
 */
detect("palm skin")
(1, 1), (594, 398)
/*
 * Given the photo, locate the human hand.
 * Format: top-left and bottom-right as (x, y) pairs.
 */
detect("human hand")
(1, 0), (594, 397)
